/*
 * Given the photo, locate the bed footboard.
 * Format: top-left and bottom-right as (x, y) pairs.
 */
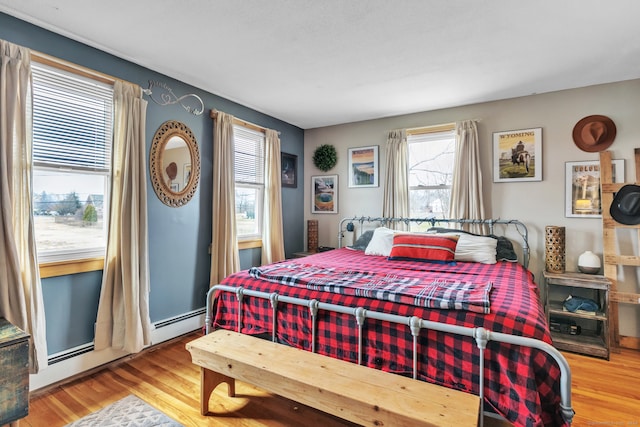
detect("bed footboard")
(205, 285), (574, 426)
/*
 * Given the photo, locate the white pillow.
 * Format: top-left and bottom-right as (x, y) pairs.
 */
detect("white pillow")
(364, 227), (396, 256)
(449, 233), (498, 264)
(365, 228), (497, 263)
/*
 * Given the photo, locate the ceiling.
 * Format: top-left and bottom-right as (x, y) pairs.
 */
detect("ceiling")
(1, 1), (640, 129)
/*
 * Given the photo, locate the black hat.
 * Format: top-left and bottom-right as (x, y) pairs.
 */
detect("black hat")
(611, 185), (640, 225)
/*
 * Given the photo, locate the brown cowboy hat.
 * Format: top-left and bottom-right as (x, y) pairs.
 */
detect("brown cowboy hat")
(611, 184), (640, 225)
(572, 115), (616, 152)
(165, 161), (178, 180)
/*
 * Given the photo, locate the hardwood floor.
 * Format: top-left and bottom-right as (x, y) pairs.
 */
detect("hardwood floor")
(20, 331), (640, 427)
(563, 348), (640, 425)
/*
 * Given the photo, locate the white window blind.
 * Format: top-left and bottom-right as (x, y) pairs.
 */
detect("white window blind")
(31, 61), (113, 262)
(234, 125), (265, 184)
(32, 63), (113, 172)
(233, 124), (265, 238)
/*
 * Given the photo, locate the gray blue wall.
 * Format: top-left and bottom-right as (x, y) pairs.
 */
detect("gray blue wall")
(0, 12), (305, 355)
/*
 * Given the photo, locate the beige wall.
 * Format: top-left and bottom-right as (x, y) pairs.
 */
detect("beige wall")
(304, 78), (640, 338)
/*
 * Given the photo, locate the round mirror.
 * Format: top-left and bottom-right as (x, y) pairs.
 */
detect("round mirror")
(150, 120), (200, 207)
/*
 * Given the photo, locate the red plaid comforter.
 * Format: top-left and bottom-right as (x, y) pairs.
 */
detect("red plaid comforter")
(212, 248), (565, 427)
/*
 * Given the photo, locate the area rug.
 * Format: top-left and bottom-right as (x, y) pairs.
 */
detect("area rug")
(65, 394), (184, 427)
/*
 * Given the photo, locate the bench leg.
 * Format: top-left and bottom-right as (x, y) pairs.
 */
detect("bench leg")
(201, 367), (236, 415)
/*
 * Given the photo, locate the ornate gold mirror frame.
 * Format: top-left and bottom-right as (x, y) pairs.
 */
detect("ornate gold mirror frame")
(150, 120), (200, 207)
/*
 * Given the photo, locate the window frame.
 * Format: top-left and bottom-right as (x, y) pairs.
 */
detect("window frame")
(234, 182), (265, 241)
(233, 124), (266, 243)
(31, 53), (116, 278)
(407, 123), (456, 221)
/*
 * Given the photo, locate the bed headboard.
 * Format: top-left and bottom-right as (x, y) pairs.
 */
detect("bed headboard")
(337, 216), (531, 269)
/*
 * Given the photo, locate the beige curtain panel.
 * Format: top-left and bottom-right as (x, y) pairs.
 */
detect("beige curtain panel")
(210, 111), (240, 285)
(94, 80), (151, 353)
(0, 39), (48, 373)
(382, 129), (409, 228)
(262, 129), (285, 265)
(450, 120), (486, 234)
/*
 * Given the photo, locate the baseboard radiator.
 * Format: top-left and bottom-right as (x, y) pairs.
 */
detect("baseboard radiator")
(46, 308), (206, 365)
(32, 308), (206, 391)
(48, 343), (94, 365)
(154, 307), (206, 329)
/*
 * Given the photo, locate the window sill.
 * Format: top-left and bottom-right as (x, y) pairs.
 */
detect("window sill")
(39, 257), (104, 278)
(238, 239), (262, 250)
(41, 241), (264, 277)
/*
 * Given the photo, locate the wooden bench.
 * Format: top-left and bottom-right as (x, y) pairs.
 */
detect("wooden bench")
(186, 329), (479, 427)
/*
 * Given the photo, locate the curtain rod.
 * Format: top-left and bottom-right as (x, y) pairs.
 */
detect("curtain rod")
(406, 119), (481, 135)
(210, 109), (280, 135)
(407, 122), (455, 135)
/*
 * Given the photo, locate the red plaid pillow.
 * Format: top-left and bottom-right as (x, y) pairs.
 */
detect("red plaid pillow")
(388, 233), (459, 263)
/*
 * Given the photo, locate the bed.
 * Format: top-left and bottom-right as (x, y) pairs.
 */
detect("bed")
(207, 217), (573, 427)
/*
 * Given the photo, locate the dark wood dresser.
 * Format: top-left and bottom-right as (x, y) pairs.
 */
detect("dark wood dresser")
(0, 318), (29, 426)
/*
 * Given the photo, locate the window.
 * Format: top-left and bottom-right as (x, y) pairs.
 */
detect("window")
(407, 127), (456, 221)
(31, 62), (113, 263)
(234, 125), (265, 239)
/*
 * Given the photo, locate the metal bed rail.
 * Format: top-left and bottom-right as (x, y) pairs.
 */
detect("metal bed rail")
(205, 284), (574, 425)
(337, 216), (531, 269)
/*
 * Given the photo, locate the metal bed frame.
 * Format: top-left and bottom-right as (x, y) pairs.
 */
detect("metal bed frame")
(205, 217), (573, 426)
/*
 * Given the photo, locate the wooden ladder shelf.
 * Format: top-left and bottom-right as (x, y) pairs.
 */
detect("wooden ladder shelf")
(600, 150), (640, 349)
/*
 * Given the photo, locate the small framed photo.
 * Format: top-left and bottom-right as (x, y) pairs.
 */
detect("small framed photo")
(281, 152), (297, 188)
(183, 163), (191, 185)
(311, 175), (338, 214)
(170, 182), (179, 192)
(565, 159), (624, 218)
(493, 127), (542, 182)
(348, 145), (379, 187)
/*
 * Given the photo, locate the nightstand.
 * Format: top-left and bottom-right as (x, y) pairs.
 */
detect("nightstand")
(292, 251), (316, 258)
(292, 247), (334, 258)
(543, 271), (610, 359)
(293, 251), (322, 258)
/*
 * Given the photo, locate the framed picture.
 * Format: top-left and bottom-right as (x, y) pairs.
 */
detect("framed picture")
(170, 182), (179, 192)
(493, 127), (542, 182)
(311, 175), (338, 214)
(281, 152), (297, 188)
(348, 145), (379, 187)
(183, 163), (191, 185)
(565, 159), (624, 218)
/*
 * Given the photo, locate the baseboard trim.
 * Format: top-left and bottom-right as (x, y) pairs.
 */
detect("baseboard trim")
(619, 335), (640, 350)
(30, 309), (205, 391)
